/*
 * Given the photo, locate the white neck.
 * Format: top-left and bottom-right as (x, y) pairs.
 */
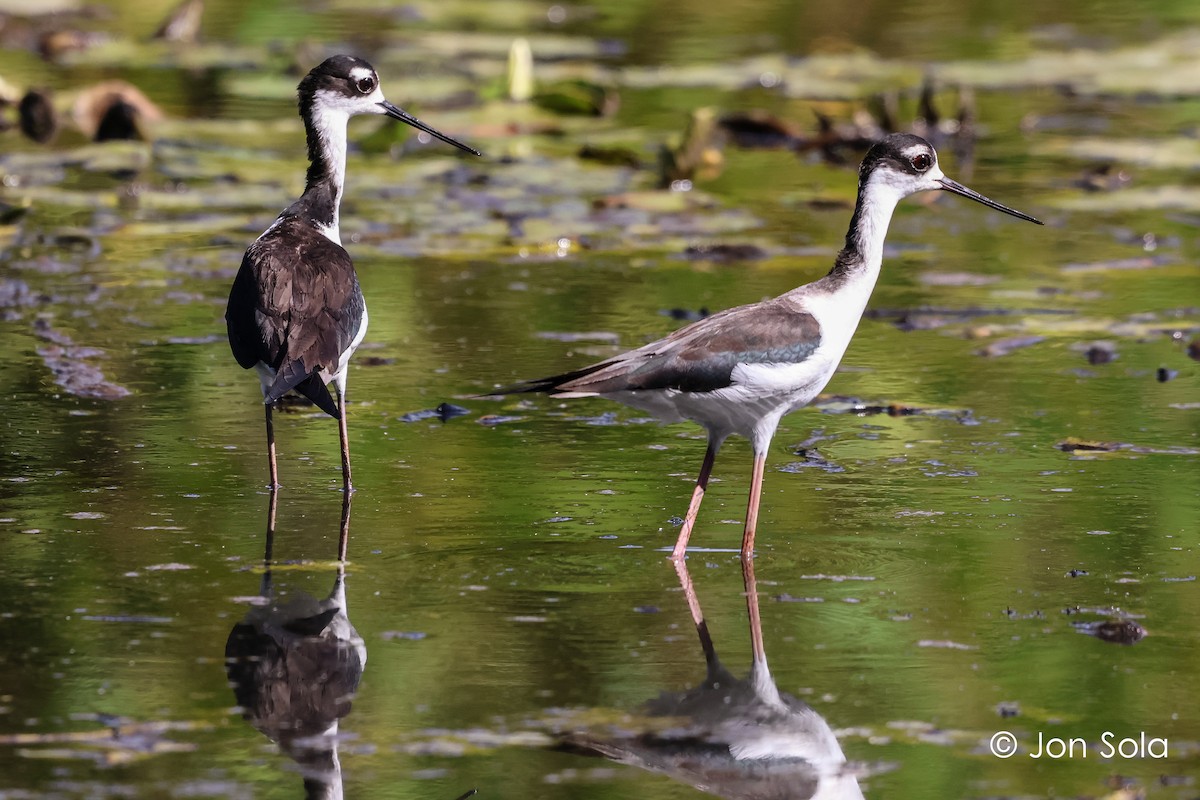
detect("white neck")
(848, 176), (906, 278)
(303, 97), (349, 244)
(313, 104), (348, 196)
(784, 172), (910, 365)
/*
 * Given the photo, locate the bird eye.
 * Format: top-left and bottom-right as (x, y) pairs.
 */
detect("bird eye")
(355, 76), (375, 94)
(911, 153), (932, 171)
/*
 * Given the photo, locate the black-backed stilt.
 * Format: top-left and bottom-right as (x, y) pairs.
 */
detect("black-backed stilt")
(491, 133), (1041, 560)
(226, 55), (481, 492)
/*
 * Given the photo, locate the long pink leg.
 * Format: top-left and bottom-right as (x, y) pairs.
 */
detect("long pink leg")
(742, 551), (765, 665)
(673, 556), (705, 629)
(671, 439), (719, 561)
(337, 386), (353, 494)
(265, 404), (280, 491)
(673, 556), (719, 672)
(740, 452), (767, 558)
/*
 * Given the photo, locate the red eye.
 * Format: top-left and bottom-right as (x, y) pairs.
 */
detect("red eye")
(911, 153), (932, 171)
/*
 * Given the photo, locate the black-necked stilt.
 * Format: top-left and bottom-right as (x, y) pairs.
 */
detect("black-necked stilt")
(559, 557), (864, 799)
(226, 55), (480, 492)
(492, 133), (1041, 560)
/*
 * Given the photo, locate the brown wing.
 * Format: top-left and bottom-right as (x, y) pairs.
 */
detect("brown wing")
(226, 217), (365, 401)
(498, 301), (822, 395)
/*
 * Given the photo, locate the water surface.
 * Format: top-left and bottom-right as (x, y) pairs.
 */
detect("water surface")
(1, 1), (1198, 798)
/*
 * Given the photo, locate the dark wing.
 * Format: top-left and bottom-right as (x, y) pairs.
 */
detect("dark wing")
(225, 218), (365, 415)
(226, 250), (267, 370)
(497, 301), (822, 395)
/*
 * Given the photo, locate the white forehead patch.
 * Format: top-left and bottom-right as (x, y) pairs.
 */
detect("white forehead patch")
(349, 66), (375, 84)
(899, 143), (935, 163)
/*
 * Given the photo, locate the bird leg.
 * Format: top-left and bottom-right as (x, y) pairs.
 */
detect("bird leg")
(670, 439), (719, 561)
(742, 551), (766, 666)
(673, 555), (721, 678)
(337, 385), (353, 494)
(264, 403), (280, 491)
(260, 488), (278, 597)
(673, 555), (705, 630)
(337, 489), (353, 562)
(740, 452), (767, 558)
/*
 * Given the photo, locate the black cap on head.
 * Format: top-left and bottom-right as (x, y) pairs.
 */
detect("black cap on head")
(308, 55), (374, 80)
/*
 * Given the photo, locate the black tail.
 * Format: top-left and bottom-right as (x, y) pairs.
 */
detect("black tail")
(265, 360), (339, 418)
(482, 361), (613, 397)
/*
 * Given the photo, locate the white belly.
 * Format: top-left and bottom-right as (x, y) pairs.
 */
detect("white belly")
(598, 346), (843, 449)
(330, 302), (368, 390)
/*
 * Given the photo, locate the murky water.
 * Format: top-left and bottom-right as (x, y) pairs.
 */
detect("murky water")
(1, 1), (1199, 798)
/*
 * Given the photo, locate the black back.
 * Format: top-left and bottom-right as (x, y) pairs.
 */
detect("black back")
(225, 217), (364, 416)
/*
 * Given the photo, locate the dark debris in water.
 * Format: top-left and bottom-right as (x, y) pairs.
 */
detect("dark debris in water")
(0, 716), (202, 765)
(0, 278), (48, 309)
(1074, 619), (1148, 646)
(18, 89), (58, 144)
(1074, 162), (1133, 193)
(681, 242), (768, 262)
(359, 355), (397, 367)
(813, 395), (977, 424)
(1076, 341), (1118, 364)
(477, 414), (525, 426)
(381, 630), (427, 641)
(866, 305), (1074, 332)
(975, 335), (1046, 358)
(996, 701), (1020, 718)
(718, 110), (804, 149)
(577, 143), (642, 168)
(399, 402), (471, 423)
(779, 448), (844, 474)
(1156, 366), (1178, 382)
(33, 320), (130, 400)
(1056, 438), (1121, 453)
(660, 306), (710, 322)
(1003, 607), (1045, 620)
(1056, 437), (1199, 456)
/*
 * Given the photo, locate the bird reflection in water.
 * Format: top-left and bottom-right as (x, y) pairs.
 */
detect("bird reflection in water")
(224, 493), (364, 799)
(559, 557), (866, 800)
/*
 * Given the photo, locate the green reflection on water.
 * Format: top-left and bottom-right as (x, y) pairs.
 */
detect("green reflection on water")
(1, 1), (1199, 798)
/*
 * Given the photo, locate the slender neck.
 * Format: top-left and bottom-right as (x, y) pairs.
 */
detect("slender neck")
(826, 175), (904, 287)
(291, 94), (348, 243)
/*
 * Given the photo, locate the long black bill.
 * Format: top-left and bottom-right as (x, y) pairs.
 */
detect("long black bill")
(937, 177), (1042, 225)
(379, 100), (481, 157)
